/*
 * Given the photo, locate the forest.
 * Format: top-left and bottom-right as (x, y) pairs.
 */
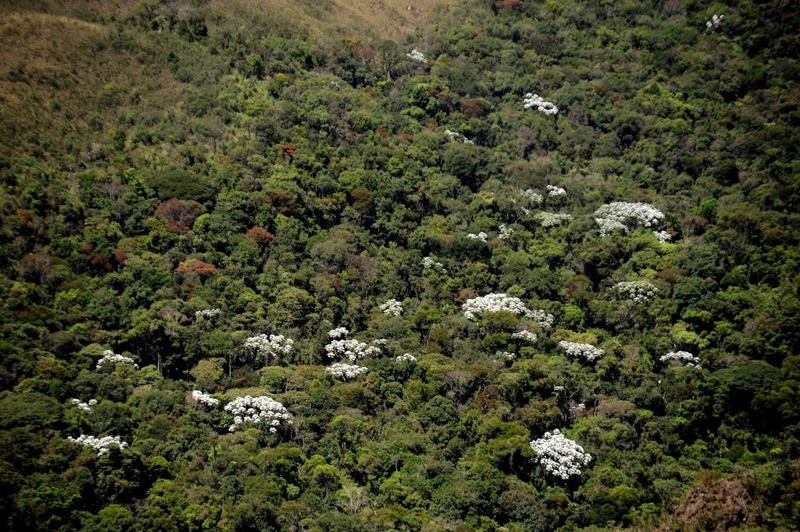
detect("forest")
(0, 0), (799, 529)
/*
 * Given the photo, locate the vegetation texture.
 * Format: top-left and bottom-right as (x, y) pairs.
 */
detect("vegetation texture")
(1, 0), (799, 530)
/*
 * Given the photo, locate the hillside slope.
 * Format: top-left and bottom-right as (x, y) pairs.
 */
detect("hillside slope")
(0, 0), (798, 530)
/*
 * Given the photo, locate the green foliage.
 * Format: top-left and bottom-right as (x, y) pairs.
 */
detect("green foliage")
(0, 0), (798, 528)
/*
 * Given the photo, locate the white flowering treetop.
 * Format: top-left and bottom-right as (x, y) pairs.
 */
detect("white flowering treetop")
(660, 351), (700, 367)
(706, 14), (723, 30)
(326, 362), (369, 380)
(524, 93), (558, 115)
(559, 341), (604, 362)
(328, 327), (349, 339)
(325, 328), (381, 361)
(96, 350), (138, 370)
(69, 398), (97, 412)
(444, 129), (474, 144)
(512, 330), (538, 343)
(462, 293), (555, 330)
(499, 224), (514, 240)
(244, 334), (294, 365)
(191, 390), (220, 407)
(422, 256), (447, 273)
(520, 188), (544, 205)
(224, 395), (292, 433)
(536, 212), (572, 227)
(463, 293), (533, 320)
(546, 185), (567, 197)
(379, 299), (403, 316)
(68, 435), (128, 455)
(613, 281), (659, 302)
(594, 202), (665, 236)
(529, 309), (555, 330)
(195, 308), (221, 319)
(466, 231), (488, 242)
(407, 49), (427, 64)
(530, 429), (592, 480)
(395, 353), (417, 362)
(653, 230), (672, 243)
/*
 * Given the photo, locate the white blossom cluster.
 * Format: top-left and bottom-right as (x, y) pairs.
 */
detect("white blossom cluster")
(244, 334), (294, 363)
(326, 362), (369, 380)
(422, 256), (447, 273)
(536, 212), (572, 227)
(546, 185), (567, 197)
(325, 328), (380, 362)
(466, 231), (488, 242)
(224, 395), (292, 433)
(559, 341), (604, 362)
(96, 350), (138, 370)
(69, 398), (97, 412)
(654, 230), (672, 243)
(371, 338), (388, 346)
(496, 351), (516, 360)
(379, 299), (404, 316)
(512, 330), (538, 343)
(395, 353), (417, 362)
(529, 309), (555, 330)
(523, 93), (559, 115)
(407, 49), (427, 64)
(594, 202), (665, 236)
(68, 434), (128, 455)
(530, 429), (592, 480)
(613, 281), (659, 302)
(660, 351), (700, 367)
(195, 308), (221, 318)
(191, 390), (220, 407)
(463, 293), (535, 320)
(328, 327), (349, 339)
(499, 224), (514, 240)
(520, 189), (544, 205)
(706, 14), (723, 30)
(325, 338), (381, 361)
(444, 129), (474, 144)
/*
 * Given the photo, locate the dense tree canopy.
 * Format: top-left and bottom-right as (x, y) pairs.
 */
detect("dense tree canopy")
(1, 0), (799, 529)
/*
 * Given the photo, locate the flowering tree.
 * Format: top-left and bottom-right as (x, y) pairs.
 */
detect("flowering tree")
(612, 281), (659, 302)
(444, 129), (473, 144)
(68, 435), (127, 455)
(559, 341), (604, 362)
(524, 93), (558, 114)
(195, 308), (221, 319)
(244, 334), (294, 365)
(326, 362), (369, 380)
(530, 429), (591, 480)
(96, 350), (138, 370)
(325, 328), (381, 362)
(498, 224), (514, 240)
(407, 49), (427, 63)
(706, 14), (723, 30)
(224, 395), (292, 433)
(463, 293), (555, 330)
(395, 353), (417, 362)
(379, 299), (403, 316)
(190, 390), (220, 408)
(69, 398), (97, 412)
(594, 202), (665, 236)
(520, 188), (544, 205)
(653, 230), (671, 243)
(466, 231), (488, 242)
(422, 256), (447, 273)
(660, 351), (700, 367)
(546, 185), (566, 197)
(536, 212), (572, 227)
(512, 330), (538, 343)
